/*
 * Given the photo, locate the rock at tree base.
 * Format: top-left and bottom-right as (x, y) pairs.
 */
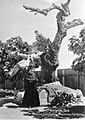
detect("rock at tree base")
(38, 81), (83, 106)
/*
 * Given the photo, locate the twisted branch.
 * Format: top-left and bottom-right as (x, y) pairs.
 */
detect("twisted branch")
(23, 5), (48, 16)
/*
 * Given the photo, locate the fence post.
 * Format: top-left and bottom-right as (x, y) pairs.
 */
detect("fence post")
(62, 70), (65, 86)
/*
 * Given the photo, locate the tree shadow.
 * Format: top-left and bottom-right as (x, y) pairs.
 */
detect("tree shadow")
(5, 105), (19, 108)
(20, 106), (85, 119)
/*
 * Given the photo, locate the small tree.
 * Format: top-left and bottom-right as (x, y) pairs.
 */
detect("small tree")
(68, 28), (85, 72)
(0, 36), (32, 89)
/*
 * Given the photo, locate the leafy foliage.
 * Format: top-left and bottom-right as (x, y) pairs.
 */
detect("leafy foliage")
(32, 30), (51, 52)
(68, 28), (85, 56)
(68, 28), (85, 71)
(3, 36), (32, 54)
(0, 36), (33, 86)
(0, 35), (48, 88)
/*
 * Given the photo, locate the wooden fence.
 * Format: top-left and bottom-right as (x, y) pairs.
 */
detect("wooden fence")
(0, 69), (85, 96)
(57, 69), (85, 96)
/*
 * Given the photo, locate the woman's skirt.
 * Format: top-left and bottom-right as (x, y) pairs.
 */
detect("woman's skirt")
(22, 81), (40, 107)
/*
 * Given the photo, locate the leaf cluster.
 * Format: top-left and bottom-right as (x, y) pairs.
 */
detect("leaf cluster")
(68, 28), (85, 56)
(68, 28), (85, 71)
(32, 31), (51, 52)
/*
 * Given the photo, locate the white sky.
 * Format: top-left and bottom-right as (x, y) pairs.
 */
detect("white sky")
(0, 0), (85, 69)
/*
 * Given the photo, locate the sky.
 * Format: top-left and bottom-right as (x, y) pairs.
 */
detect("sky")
(0, 0), (85, 69)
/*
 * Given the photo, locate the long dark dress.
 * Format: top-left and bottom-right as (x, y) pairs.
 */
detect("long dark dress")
(22, 70), (40, 107)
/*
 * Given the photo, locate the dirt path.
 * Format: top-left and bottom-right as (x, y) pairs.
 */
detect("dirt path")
(0, 103), (38, 120)
(0, 102), (85, 120)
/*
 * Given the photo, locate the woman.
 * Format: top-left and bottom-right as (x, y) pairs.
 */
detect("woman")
(22, 67), (40, 107)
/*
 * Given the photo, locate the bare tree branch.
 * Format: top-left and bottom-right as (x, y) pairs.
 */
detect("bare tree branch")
(65, 19), (84, 29)
(23, 0), (71, 16)
(42, 3), (63, 13)
(23, 5), (48, 16)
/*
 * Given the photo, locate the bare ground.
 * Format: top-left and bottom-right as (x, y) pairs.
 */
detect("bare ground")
(0, 91), (85, 120)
